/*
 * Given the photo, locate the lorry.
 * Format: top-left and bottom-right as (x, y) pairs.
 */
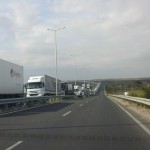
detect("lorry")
(61, 82), (74, 95)
(26, 75), (61, 97)
(74, 85), (84, 97)
(90, 82), (101, 95)
(0, 59), (24, 98)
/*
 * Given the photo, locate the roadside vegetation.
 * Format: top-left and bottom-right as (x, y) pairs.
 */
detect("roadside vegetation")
(105, 79), (150, 99)
(128, 89), (145, 97)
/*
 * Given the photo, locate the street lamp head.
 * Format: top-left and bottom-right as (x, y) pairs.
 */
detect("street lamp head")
(47, 27), (66, 31)
(70, 54), (78, 57)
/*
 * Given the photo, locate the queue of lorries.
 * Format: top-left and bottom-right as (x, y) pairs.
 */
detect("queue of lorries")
(0, 59), (100, 99)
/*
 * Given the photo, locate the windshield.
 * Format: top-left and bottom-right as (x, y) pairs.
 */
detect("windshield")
(27, 82), (43, 89)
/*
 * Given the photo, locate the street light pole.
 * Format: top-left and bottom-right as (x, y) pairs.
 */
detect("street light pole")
(48, 27), (65, 96)
(70, 55), (77, 86)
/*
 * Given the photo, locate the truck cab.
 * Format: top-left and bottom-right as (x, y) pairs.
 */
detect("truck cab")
(26, 76), (45, 97)
(74, 85), (83, 97)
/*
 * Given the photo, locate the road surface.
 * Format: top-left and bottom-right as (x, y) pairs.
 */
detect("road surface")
(0, 87), (150, 150)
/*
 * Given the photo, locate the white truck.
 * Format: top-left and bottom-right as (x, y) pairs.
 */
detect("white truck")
(0, 59), (24, 98)
(91, 82), (101, 95)
(26, 75), (61, 97)
(74, 85), (84, 97)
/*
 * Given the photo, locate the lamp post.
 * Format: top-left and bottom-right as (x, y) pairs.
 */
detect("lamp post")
(70, 55), (77, 86)
(81, 67), (88, 87)
(48, 27), (65, 96)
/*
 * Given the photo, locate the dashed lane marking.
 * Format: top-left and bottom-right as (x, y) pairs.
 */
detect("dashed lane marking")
(62, 111), (71, 117)
(5, 141), (23, 150)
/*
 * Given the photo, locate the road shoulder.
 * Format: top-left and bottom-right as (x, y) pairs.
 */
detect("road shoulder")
(107, 95), (150, 135)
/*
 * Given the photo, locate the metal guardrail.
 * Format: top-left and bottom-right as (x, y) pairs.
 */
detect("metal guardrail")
(0, 90), (100, 114)
(0, 95), (74, 105)
(108, 95), (150, 107)
(0, 95), (75, 114)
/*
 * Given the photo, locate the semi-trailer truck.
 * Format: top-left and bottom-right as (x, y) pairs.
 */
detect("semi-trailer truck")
(26, 75), (61, 97)
(0, 59), (24, 98)
(74, 85), (83, 97)
(61, 82), (74, 95)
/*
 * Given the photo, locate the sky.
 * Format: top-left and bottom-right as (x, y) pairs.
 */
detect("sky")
(0, 0), (150, 82)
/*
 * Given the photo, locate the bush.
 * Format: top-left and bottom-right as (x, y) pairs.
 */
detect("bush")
(144, 88), (150, 99)
(129, 92), (138, 97)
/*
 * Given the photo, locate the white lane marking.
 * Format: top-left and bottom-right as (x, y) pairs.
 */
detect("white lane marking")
(79, 104), (83, 107)
(5, 141), (23, 150)
(110, 97), (150, 136)
(62, 111), (71, 117)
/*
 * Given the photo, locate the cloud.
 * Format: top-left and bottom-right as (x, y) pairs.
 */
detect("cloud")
(0, 0), (150, 81)
(7, 0), (39, 27)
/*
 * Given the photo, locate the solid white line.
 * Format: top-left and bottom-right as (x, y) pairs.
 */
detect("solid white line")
(110, 97), (150, 136)
(79, 104), (83, 107)
(62, 111), (71, 117)
(5, 141), (23, 150)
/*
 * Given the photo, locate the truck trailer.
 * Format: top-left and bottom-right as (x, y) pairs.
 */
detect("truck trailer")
(26, 75), (61, 97)
(0, 59), (24, 98)
(61, 82), (74, 95)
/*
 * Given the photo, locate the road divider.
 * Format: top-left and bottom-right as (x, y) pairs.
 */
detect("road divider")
(0, 95), (74, 115)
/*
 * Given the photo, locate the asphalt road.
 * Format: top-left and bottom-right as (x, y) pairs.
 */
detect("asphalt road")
(0, 87), (150, 150)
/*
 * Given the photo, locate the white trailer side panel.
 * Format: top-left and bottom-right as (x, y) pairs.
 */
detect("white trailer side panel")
(68, 84), (73, 90)
(0, 59), (23, 94)
(45, 75), (56, 92)
(45, 75), (61, 93)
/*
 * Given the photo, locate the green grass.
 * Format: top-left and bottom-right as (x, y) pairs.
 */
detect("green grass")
(128, 89), (146, 98)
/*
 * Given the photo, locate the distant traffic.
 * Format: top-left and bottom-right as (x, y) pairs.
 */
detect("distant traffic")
(0, 59), (100, 99)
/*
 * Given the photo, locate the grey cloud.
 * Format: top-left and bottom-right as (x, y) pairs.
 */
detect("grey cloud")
(0, 0), (150, 81)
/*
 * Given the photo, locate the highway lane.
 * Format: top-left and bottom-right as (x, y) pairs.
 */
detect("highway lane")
(0, 90), (150, 150)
